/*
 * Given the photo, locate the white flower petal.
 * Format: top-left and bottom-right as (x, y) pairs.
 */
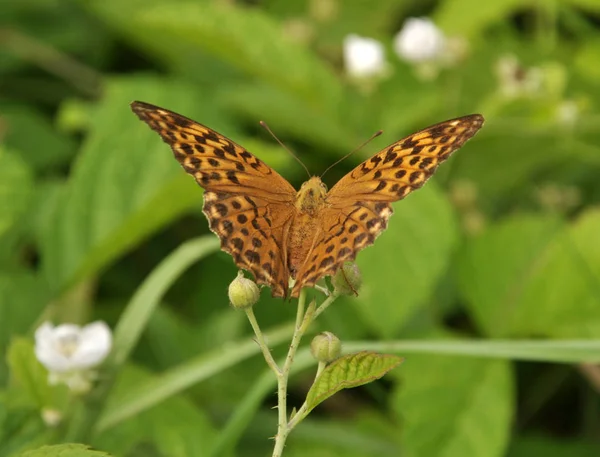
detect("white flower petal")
(34, 321), (112, 373)
(343, 34), (386, 77)
(394, 18), (445, 63)
(71, 321), (112, 368)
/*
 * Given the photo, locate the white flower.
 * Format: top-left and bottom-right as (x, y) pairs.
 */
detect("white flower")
(495, 54), (543, 98)
(41, 408), (62, 427)
(394, 18), (445, 63)
(35, 321), (112, 373)
(343, 34), (386, 78)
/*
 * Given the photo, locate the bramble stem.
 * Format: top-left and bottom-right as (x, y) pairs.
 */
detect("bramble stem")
(271, 289), (307, 456)
(245, 288), (339, 457)
(245, 308), (281, 376)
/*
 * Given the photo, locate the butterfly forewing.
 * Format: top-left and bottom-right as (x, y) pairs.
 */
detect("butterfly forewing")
(131, 101), (296, 200)
(132, 101), (484, 299)
(327, 114), (484, 203)
(131, 101), (296, 297)
(290, 115), (484, 296)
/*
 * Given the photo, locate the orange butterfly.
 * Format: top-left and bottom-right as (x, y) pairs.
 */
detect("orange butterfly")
(132, 101), (483, 298)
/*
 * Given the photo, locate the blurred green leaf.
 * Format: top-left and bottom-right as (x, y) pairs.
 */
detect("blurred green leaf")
(435, 0), (527, 37)
(0, 271), (50, 385)
(1, 104), (76, 171)
(95, 366), (215, 457)
(0, 392), (52, 457)
(139, 2), (342, 108)
(41, 76), (232, 293)
(451, 122), (580, 198)
(17, 444), (111, 457)
(457, 214), (559, 336)
(458, 210), (600, 337)
(354, 184), (458, 337)
(6, 338), (57, 410)
(306, 351), (402, 414)
(0, 147), (33, 239)
(393, 354), (513, 457)
(508, 435), (600, 457)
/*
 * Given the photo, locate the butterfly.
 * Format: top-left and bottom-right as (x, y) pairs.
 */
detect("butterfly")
(131, 101), (484, 298)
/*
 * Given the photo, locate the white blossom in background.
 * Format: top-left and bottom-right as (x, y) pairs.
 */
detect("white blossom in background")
(495, 54), (543, 98)
(556, 99), (579, 128)
(41, 408), (63, 427)
(343, 34), (386, 78)
(35, 321), (112, 393)
(394, 18), (445, 63)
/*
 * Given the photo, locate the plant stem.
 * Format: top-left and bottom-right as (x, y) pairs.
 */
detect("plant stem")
(271, 289), (307, 457)
(245, 308), (281, 375)
(247, 288), (340, 457)
(287, 361), (326, 430)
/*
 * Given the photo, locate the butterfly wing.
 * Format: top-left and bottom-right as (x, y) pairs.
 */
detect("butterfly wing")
(131, 101), (297, 297)
(290, 114), (484, 296)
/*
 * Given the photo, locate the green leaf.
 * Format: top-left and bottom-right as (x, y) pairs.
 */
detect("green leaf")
(0, 271), (50, 385)
(435, 0), (527, 38)
(508, 435), (600, 457)
(1, 104), (76, 171)
(40, 76), (231, 293)
(95, 366), (215, 457)
(17, 444), (111, 457)
(393, 354), (513, 457)
(450, 124), (576, 198)
(139, 2), (342, 108)
(98, 322), (295, 432)
(5, 338), (61, 410)
(457, 210), (600, 337)
(0, 147), (33, 239)
(306, 351), (403, 414)
(354, 184), (458, 337)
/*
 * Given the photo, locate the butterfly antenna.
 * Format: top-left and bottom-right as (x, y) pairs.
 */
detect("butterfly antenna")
(260, 121), (311, 178)
(321, 130), (383, 179)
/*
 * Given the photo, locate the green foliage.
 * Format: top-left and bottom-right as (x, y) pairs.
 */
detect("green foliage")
(2, 0), (600, 455)
(306, 352), (402, 413)
(17, 444), (111, 457)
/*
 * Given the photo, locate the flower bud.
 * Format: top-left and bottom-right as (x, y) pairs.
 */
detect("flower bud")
(331, 262), (362, 296)
(228, 271), (260, 309)
(310, 332), (341, 363)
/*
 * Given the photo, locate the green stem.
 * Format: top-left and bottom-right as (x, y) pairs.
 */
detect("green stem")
(245, 308), (281, 375)
(288, 361), (326, 430)
(272, 289), (307, 457)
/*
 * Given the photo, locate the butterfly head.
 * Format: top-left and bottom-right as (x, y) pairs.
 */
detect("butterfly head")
(296, 176), (328, 216)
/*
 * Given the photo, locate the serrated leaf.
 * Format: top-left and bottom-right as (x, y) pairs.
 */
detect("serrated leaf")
(17, 444), (111, 457)
(354, 185), (458, 337)
(306, 351), (403, 413)
(393, 353), (513, 457)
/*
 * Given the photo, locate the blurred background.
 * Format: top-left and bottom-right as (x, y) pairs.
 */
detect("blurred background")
(2, 0), (600, 456)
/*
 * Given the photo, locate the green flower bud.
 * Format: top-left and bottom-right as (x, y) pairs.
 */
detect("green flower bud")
(331, 262), (362, 296)
(310, 332), (341, 363)
(228, 272), (259, 309)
